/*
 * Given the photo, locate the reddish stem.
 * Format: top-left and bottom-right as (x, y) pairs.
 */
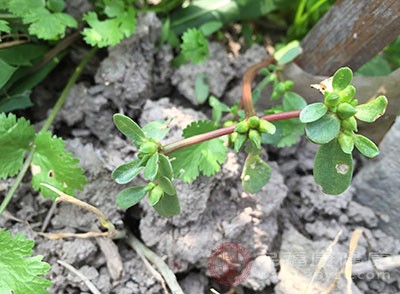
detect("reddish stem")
(241, 56), (276, 117)
(162, 110), (300, 154)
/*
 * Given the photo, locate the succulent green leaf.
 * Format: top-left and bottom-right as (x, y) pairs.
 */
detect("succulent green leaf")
(338, 132), (354, 154)
(314, 139), (353, 195)
(116, 186), (148, 209)
(0, 230), (51, 294)
(324, 92), (340, 107)
(305, 113), (340, 144)
(354, 134), (379, 158)
(194, 74), (209, 104)
(355, 95), (388, 122)
(153, 191), (180, 217)
(299, 102), (327, 123)
(234, 133), (247, 152)
(273, 40), (302, 65)
(148, 186), (163, 206)
(332, 67), (353, 91)
(339, 85), (356, 102)
(0, 113), (35, 179)
(157, 176), (176, 195)
(249, 129), (262, 150)
(158, 154), (173, 179)
(241, 153), (271, 194)
(258, 119), (276, 134)
(144, 152), (159, 181)
(113, 114), (145, 146)
(142, 120), (170, 141)
(31, 131), (87, 200)
(341, 116), (358, 131)
(112, 159), (143, 184)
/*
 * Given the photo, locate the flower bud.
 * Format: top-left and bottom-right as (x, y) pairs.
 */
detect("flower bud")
(258, 120), (276, 134)
(235, 121), (249, 134)
(140, 142), (158, 154)
(149, 185), (163, 206)
(341, 116), (358, 131)
(249, 129), (262, 150)
(248, 116), (260, 128)
(337, 103), (357, 119)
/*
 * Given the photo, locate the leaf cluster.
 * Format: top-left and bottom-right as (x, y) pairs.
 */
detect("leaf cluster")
(300, 67), (388, 194)
(0, 113), (86, 200)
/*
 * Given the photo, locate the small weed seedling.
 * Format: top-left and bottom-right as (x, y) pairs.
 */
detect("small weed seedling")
(112, 50), (388, 217)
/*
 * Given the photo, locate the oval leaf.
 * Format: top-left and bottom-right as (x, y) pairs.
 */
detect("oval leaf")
(153, 192), (180, 217)
(355, 95), (388, 122)
(158, 154), (173, 179)
(299, 103), (327, 123)
(116, 186), (148, 209)
(112, 159), (144, 184)
(305, 113), (340, 144)
(241, 153), (271, 194)
(332, 67), (353, 91)
(338, 132), (354, 154)
(273, 41), (302, 65)
(144, 152), (159, 181)
(157, 176), (176, 195)
(314, 139), (353, 195)
(354, 134), (379, 158)
(113, 114), (145, 146)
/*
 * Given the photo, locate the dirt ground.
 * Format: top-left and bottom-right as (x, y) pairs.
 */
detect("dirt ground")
(1, 12), (400, 294)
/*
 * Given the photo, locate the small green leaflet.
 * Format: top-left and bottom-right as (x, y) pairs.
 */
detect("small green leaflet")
(112, 159), (143, 184)
(241, 153), (271, 194)
(142, 120), (170, 141)
(180, 28), (209, 64)
(144, 152), (159, 181)
(116, 185), (148, 209)
(0, 229), (51, 294)
(195, 74), (209, 104)
(300, 102), (327, 123)
(354, 134), (379, 158)
(332, 67), (353, 91)
(305, 113), (340, 144)
(314, 139), (353, 195)
(209, 96), (230, 125)
(113, 114), (145, 147)
(274, 40), (302, 65)
(31, 131), (87, 200)
(355, 95), (388, 123)
(171, 120), (227, 182)
(153, 192), (180, 217)
(82, 2), (136, 48)
(0, 113), (35, 179)
(6, 0), (77, 40)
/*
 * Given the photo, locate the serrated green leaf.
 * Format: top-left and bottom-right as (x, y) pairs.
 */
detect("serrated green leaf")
(282, 91), (307, 111)
(314, 139), (353, 195)
(354, 134), (379, 158)
(82, 7), (136, 48)
(112, 159), (143, 184)
(171, 120), (227, 182)
(300, 102), (327, 123)
(305, 113), (340, 144)
(241, 153), (271, 193)
(158, 154), (173, 179)
(0, 20), (10, 33)
(0, 229), (51, 294)
(0, 113), (35, 179)
(142, 120), (170, 141)
(0, 58), (17, 89)
(338, 132), (354, 154)
(332, 67), (353, 91)
(144, 152), (159, 181)
(116, 186), (148, 209)
(157, 176), (176, 195)
(355, 95), (388, 122)
(113, 114), (145, 147)
(195, 73), (209, 104)
(273, 40), (302, 65)
(22, 7), (77, 40)
(153, 192), (180, 217)
(180, 28), (209, 64)
(31, 131), (87, 200)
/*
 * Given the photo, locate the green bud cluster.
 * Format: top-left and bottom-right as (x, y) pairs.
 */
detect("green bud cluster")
(232, 116), (276, 151)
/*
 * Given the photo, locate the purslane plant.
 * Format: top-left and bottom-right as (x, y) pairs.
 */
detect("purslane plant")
(112, 56), (388, 217)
